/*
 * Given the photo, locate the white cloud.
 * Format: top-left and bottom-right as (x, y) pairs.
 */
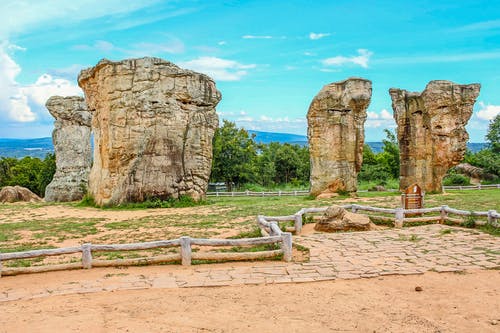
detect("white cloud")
(304, 52), (315, 56)
(73, 40), (115, 52)
(218, 41), (227, 45)
(322, 49), (373, 68)
(365, 109), (395, 128)
(476, 102), (500, 121)
(242, 35), (273, 39)
(0, 42), (81, 123)
(179, 57), (256, 81)
(309, 32), (330, 40)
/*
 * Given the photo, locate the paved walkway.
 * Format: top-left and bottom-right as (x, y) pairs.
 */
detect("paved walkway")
(1, 225), (499, 302)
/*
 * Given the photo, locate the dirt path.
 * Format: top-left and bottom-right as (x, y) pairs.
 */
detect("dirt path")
(1, 270), (499, 332)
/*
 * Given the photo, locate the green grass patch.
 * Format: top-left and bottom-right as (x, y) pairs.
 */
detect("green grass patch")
(77, 195), (208, 210)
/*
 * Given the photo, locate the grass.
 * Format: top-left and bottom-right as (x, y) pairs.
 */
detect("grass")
(0, 189), (498, 260)
(76, 194), (207, 210)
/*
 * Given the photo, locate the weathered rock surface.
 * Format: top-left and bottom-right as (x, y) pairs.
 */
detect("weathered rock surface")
(314, 205), (378, 232)
(0, 186), (42, 203)
(44, 96), (92, 202)
(78, 57), (221, 206)
(308, 78), (372, 196)
(390, 81), (480, 192)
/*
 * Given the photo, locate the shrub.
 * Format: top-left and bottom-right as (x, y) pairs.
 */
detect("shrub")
(442, 173), (470, 186)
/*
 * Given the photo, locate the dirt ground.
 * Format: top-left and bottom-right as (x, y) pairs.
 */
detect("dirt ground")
(1, 270), (499, 333)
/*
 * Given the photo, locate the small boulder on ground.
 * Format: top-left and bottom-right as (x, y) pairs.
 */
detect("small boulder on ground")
(0, 186), (42, 203)
(314, 205), (379, 232)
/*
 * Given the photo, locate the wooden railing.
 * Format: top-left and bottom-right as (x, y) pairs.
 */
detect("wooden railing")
(0, 234), (292, 277)
(207, 184), (500, 198)
(257, 205), (500, 234)
(442, 184), (500, 191)
(207, 190), (309, 197)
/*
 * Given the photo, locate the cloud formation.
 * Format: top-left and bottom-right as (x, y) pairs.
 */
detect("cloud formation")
(322, 49), (373, 68)
(365, 109), (395, 128)
(309, 32), (330, 40)
(0, 43), (81, 123)
(476, 102), (500, 121)
(242, 35), (273, 39)
(179, 57), (256, 81)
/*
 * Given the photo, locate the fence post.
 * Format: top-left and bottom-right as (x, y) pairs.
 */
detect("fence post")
(282, 232), (292, 262)
(487, 210), (497, 225)
(440, 205), (448, 224)
(351, 204), (358, 213)
(294, 190), (297, 196)
(82, 243), (92, 269)
(216, 192), (219, 197)
(279, 190), (282, 197)
(394, 208), (404, 228)
(0, 257), (3, 278)
(180, 236), (192, 266)
(294, 214), (303, 234)
(478, 184), (482, 190)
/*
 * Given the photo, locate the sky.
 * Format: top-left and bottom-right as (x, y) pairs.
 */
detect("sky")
(0, 0), (499, 141)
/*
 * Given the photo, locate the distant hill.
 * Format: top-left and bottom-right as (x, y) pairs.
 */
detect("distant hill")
(0, 137), (54, 158)
(248, 130), (487, 153)
(0, 134), (488, 158)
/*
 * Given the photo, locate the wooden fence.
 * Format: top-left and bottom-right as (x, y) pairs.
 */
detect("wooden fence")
(207, 184), (500, 198)
(257, 205), (500, 234)
(442, 184), (500, 191)
(0, 234), (292, 277)
(207, 190), (309, 197)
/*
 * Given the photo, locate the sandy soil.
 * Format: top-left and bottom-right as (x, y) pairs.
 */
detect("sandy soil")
(1, 270), (499, 333)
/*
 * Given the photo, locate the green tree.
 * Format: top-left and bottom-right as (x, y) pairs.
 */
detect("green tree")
(378, 129), (400, 179)
(211, 120), (257, 190)
(486, 114), (500, 153)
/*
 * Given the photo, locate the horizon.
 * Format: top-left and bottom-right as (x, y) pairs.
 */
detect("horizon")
(0, 1), (499, 141)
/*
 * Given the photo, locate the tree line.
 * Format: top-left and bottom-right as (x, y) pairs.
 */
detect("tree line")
(0, 115), (498, 196)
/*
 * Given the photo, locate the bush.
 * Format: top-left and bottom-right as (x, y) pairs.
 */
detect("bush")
(442, 173), (470, 186)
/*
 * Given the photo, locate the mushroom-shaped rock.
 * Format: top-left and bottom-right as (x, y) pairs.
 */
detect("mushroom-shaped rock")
(78, 57), (221, 206)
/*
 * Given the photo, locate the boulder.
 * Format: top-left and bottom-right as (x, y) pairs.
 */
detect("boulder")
(0, 186), (42, 203)
(78, 57), (221, 206)
(44, 96), (92, 202)
(314, 205), (378, 232)
(390, 81), (480, 192)
(308, 78), (372, 197)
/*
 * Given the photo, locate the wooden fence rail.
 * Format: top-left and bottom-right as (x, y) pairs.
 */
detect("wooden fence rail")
(207, 184), (500, 198)
(0, 234), (292, 277)
(258, 204), (500, 234)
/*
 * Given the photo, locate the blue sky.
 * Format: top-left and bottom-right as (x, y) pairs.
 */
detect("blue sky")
(0, 0), (499, 141)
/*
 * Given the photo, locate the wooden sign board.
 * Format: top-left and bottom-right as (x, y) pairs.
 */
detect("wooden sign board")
(402, 183), (423, 212)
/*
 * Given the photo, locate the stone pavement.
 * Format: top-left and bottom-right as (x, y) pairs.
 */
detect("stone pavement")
(0, 224), (498, 302)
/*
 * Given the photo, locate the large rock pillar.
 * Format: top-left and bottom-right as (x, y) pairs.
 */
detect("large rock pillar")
(77, 57), (221, 206)
(44, 96), (92, 202)
(389, 80), (480, 193)
(307, 77), (372, 196)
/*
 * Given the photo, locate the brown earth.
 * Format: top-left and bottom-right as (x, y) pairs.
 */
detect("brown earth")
(0, 270), (499, 332)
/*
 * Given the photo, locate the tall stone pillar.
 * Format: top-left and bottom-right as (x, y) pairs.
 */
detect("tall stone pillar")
(389, 80), (480, 192)
(308, 78), (372, 197)
(44, 96), (92, 202)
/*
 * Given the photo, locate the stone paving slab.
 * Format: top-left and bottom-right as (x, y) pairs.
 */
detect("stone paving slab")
(0, 225), (498, 302)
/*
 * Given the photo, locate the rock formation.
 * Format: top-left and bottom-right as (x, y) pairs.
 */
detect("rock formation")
(44, 96), (92, 202)
(78, 57), (221, 206)
(307, 78), (372, 196)
(314, 205), (378, 232)
(389, 81), (480, 192)
(0, 186), (42, 203)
